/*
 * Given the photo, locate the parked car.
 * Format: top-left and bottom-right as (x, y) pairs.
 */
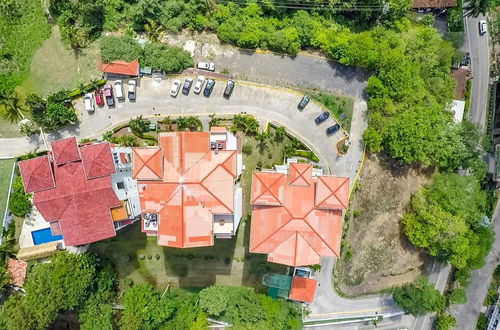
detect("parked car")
(197, 62), (215, 71)
(113, 80), (124, 100)
(94, 89), (104, 106)
(326, 124), (340, 135)
(182, 78), (193, 95)
(298, 95), (310, 110)
(315, 111), (330, 125)
(193, 76), (205, 94)
(84, 93), (95, 113)
(223, 80), (235, 98)
(461, 52), (470, 67)
(128, 80), (136, 100)
(103, 84), (114, 106)
(479, 20), (487, 35)
(203, 79), (215, 97)
(170, 79), (182, 97)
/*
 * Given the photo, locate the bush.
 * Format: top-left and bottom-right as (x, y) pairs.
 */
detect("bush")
(293, 150), (319, 162)
(242, 144), (253, 155)
(100, 36), (143, 63)
(141, 42), (193, 73)
(447, 288), (467, 304)
(434, 314), (456, 330)
(8, 177), (31, 217)
(393, 276), (446, 316)
(129, 115), (151, 134)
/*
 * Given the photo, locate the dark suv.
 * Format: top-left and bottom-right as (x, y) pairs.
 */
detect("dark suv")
(315, 112), (330, 125)
(182, 78), (193, 95)
(326, 124), (340, 135)
(223, 80), (235, 98)
(298, 95), (309, 110)
(204, 79), (215, 97)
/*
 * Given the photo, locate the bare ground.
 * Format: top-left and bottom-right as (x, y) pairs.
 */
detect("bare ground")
(335, 153), (433, 296)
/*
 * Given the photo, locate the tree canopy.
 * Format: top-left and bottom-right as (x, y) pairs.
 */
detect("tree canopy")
(401, 173), (493, 269)
(393, 276), (446, 316)
(100, 36), (143, 63)
(8, 176), (31, 217)
(140, 42), (193, 73)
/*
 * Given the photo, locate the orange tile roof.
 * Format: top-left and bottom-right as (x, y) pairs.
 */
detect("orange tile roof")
(250, 167), (349, 266)
(289, 277), (317, 303)
(6, 258), (27, 287)
(210, 126), (227, 132)
(100, 59), (139, 76)
(133, 132), (238, 248)
(111, 201), (128, 221)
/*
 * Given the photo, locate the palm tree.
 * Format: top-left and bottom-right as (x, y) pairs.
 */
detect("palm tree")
(275, 126), (286, 142)
(0, 92), (25, 123)
(255, 132), (268, 153)
(464, 0), (491, 17)
(144, 19), (165, 42)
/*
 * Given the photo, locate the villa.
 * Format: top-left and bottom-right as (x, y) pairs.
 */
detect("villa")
(249, 160), (349, 266)
(132, 129), (243, 248)
(18, 137), (140, 248)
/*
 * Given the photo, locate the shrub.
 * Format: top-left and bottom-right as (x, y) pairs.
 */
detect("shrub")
(393, 276), (446, 316)
(8, 177), (31, 217)
(242, 144), (253, 155)
(100, 36), (143, 63)
(129, 115), (151, 134)
(141, 42), (193, 73)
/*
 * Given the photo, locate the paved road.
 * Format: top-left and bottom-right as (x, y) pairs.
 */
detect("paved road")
(197, 51), (369, 100)
(466, 14), (490, 128)
(309, 257), (403, 320)
(0, 78), (366, 182)
(450, 201), (500, 329)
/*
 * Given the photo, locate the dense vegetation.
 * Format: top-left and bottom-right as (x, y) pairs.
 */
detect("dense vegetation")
(100, 36), (193, 73)
(402, 173), (493, 271)
(0, 253), (302, 329)
(8, 176), (30, 217)
(25, 91), (78, 131)
(0, 0), (51, 95)
(393, 276), (446, 316)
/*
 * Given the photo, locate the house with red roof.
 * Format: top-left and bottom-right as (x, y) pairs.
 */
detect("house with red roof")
(100, 59), (139, 77)
(249, 161), (349, 266)
(18, 137), (140, 247)
(132, 129), (243, 248)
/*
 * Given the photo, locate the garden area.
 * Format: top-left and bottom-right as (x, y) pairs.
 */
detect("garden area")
(309, 92), (354, 132)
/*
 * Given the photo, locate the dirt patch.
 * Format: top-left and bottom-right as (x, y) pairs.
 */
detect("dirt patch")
(335, 153), (432, 296)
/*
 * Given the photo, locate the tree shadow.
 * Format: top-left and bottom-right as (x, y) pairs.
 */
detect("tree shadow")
(375, 152), (434, 179)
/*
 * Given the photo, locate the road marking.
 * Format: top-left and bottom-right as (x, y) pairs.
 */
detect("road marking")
(308, 306), (395, 318)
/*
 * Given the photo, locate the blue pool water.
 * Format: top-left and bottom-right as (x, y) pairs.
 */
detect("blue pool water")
(31, 228), (63, 245)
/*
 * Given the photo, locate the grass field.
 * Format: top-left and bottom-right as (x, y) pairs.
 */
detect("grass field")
(310, 92), (354, 132)
(0, 159), (16, 224)
(18, 26), (102, 97)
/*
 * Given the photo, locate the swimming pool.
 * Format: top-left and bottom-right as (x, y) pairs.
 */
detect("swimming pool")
(31, 228), (63, 245)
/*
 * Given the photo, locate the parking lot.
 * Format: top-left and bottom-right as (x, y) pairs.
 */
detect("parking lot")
(75, 76), (350, 175)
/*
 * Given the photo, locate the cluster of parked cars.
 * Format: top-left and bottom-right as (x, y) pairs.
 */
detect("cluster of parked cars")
(170, 76), (235, 99)
(297, 95), (340, 136)
(84, 80), (137, 112)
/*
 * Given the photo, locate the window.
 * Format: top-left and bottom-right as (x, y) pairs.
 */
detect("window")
(116, 182), (125, 190)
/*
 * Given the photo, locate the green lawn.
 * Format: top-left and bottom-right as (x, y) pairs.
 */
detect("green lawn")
(90, 220), (286, 294)
(18, 26), (102, 97)
(0, 159), (16, 223)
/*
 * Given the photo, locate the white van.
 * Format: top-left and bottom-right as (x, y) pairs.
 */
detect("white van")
(113, 80), (124, 100)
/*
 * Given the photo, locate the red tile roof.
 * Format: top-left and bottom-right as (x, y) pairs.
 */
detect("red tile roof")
(250, 167), (349, 266)
(80, 143), (116, 179)
(6, 258), (27, 287)
(50, 221), (62, 236)
(133, 132), (238, 248)
(412, 0), (456, 8)
(100, 59), (139, 76)
(289, 277), (317, 303)
(18, 156), (55, 193)
(19, 141), (120, 246)
(51, 137), (80, 165)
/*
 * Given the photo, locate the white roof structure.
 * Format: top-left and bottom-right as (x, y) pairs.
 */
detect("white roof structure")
(451, 100), (465, 123)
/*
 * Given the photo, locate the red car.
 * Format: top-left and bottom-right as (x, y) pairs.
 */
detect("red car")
(94, 89), (104, 106)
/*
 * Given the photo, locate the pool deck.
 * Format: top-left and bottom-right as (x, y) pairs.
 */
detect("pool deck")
(19, 207), (61, 249)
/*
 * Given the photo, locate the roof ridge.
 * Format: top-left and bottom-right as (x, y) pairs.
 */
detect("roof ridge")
(302, 210), (339, 256)
(291, 163), (311, 185)
(295, 232), (321, 265)
(317, 177), (348, 209)
(251, 215), (294, 251)
(199, 181), (233, 213)
(252, 173), (283, 205)
(136, 148), (162, 179)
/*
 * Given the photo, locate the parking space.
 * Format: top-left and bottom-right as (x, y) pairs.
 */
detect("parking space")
(75, 77), (347, 173)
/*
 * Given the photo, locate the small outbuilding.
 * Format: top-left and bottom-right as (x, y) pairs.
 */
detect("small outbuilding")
(100, 59), (139, 78)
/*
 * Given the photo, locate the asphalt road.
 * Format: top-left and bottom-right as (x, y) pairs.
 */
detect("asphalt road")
(466, 14), (490, 128)
(205, 51), (369, 100)
(450, 201), (500, 329)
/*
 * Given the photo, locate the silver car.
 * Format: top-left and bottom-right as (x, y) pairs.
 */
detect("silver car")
(193, 76), (205, 94)
(170, 79), (181, 97)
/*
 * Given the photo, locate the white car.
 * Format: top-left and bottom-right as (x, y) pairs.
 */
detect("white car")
(170, 79), (182, 97)
(479, 20), (487, 35)
(113, 80), (124, 100)
(128, 80), (136, 100)
(197, 62), (215, 72)
(193, 76), (205, 94)
(84, 93), (95, 113)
